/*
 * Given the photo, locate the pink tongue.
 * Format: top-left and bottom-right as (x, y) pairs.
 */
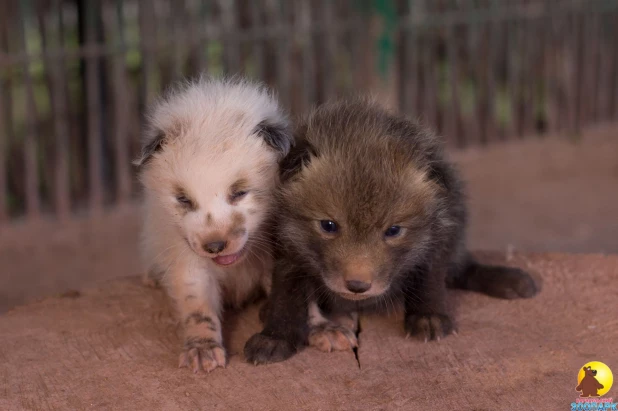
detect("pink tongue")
(213, 253), (240, 266)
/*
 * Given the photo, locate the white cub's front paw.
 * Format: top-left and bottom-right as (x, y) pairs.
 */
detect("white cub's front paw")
(178, 337), (227, 373)
(308, 322), (358, 353)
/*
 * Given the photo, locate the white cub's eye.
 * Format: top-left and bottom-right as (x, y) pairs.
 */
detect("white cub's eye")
(229, 178), (250, 203)
(175, 194), (194, 209)
(230, 190), (248, 202)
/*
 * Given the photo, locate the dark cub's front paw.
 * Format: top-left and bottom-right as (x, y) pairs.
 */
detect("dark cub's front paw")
(405, 313), (454, 342)
(244, 333), (298, 365)
(485, 267), (538, 299)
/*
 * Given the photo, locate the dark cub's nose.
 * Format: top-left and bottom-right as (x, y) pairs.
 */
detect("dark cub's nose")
(203, 241), (227, 254)
(345, 280), (371, 294)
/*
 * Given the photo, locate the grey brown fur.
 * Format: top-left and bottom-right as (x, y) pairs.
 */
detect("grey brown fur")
(244, 99), (538, 364)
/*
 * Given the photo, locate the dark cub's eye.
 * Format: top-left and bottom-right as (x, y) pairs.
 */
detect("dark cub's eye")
(176, 194), (194, 208)
(320, 220), (338, 233)
(384, 225), (402, 238)
(230, 190), (248, 202)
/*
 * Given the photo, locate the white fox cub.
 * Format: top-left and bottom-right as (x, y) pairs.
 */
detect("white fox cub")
(135, 77), (292, 373)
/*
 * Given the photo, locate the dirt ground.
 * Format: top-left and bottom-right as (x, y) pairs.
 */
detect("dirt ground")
(2, 252), (617, 410)
(1, 125), (617, 313)
(460, 124), (618, 254)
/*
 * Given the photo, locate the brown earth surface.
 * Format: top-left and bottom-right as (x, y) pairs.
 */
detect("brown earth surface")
(0, 252), (616, 410)
(460, 125), (618, 255)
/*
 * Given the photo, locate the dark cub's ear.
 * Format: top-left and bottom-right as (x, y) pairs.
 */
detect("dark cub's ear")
(386, 114), (453, 191)
(255, 117), (293, 158)
(425, 153), (455, 192)
(279, 137), (317, 183)
(133, 129), (166, 168)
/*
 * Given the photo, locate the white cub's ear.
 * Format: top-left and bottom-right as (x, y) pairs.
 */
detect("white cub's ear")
(133, 117), (184, 168)
(254, 116), (293, 159)
(133, 129), (165, 167)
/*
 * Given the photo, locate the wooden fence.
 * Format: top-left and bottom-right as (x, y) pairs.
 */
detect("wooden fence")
(0, 0), (617, 224)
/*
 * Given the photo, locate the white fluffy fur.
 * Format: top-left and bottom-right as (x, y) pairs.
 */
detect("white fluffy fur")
(137, 77), (289, 373)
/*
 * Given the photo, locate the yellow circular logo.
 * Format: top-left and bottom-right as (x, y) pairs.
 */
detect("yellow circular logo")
(576, 361), (613, 397)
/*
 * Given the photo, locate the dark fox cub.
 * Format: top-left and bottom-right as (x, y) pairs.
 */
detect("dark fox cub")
(244, 99), (538, 364)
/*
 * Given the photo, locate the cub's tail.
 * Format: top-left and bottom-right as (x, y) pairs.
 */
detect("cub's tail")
(447, 253), (538, 299)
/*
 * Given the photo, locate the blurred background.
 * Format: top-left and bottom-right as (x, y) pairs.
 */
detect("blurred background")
(1, 0), (617, 312)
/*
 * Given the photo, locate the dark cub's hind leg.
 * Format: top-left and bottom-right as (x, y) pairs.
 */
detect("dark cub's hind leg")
(447, 253), (538, 299)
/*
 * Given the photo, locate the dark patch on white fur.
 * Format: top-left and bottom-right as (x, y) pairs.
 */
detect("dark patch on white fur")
(185, 312), (217, 331)
(134, 131), (165, 167)
(255, 120), (293, 158)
